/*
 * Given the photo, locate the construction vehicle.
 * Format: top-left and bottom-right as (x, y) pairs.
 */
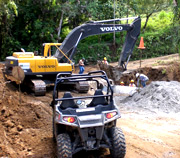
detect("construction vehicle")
(5, 43), (75, 95)
(4, 16), (141, 95)
(52, 70), (126, 158)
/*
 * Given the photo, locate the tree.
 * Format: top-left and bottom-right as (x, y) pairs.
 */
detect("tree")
(172, 0), (180, 54)
(11, 0), (62, 52)
(0, 0), (18, 60)
(129, 0), (170, 32)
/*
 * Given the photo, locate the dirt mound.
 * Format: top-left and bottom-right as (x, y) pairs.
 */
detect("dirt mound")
(99, 61), (180, 87)
(0, 64), (55, 157)
(117, 81), (180, 114)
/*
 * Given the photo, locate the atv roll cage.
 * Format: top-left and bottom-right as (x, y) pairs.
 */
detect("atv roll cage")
(52, 70), (114, 106)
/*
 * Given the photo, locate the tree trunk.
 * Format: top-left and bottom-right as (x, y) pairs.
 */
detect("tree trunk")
(126, 0), (129, 23)
(0, 26), (2, 61)
(113, 0), (116, 47)
(143, 13), (152, 32)
(0, 15), (7, 60)
(173, 0), (178, 6)
(57, 11), (64, 42)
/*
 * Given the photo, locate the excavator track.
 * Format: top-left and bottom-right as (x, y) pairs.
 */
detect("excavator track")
(75, 81), (89, 93)
(31, 79), (46, 96)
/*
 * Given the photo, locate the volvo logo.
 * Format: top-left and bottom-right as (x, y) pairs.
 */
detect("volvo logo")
(38, 65), (55, 68)
(100, 26), (123, 32)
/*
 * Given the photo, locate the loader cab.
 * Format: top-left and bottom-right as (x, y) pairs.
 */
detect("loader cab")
(41, 43), (62, 57)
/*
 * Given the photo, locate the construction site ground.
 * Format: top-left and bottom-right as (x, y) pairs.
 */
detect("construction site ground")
(0, 54), (180, 158)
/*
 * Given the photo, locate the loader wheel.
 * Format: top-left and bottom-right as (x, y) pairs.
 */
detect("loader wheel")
(109, 127), (126, 158)
(56, 133), (72, 158)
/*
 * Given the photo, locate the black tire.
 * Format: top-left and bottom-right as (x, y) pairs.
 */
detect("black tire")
(109, 127), (126, 158)
(56, 133), (72, 158)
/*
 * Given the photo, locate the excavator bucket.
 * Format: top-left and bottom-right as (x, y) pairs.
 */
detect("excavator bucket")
(118, 17), (141, 70)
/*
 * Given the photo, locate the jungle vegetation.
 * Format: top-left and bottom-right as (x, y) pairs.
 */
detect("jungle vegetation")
(0, 0), (179, 63)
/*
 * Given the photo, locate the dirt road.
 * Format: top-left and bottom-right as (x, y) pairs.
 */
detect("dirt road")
(0, 54), (180, 158)
(118, 113), (180, 158)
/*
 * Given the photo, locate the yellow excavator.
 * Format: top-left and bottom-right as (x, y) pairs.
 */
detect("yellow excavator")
(4, 16), (141, 95)
(5, 43), (77, 95)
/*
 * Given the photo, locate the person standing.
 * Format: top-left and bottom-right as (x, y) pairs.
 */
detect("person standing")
(136, 73), (149, 87)
(79, 58), (85, 74)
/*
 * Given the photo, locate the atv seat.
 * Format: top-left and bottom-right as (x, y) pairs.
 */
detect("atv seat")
(88, 89), (107, 107)
(60, 92), (78, 110)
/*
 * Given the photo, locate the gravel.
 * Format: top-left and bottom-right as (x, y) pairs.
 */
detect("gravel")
(115, 81), (180, 114)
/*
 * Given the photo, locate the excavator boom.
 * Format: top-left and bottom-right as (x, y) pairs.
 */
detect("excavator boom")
(54, 17), (141, 70)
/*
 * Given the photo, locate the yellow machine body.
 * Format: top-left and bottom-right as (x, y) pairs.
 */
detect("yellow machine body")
(6, 43), (74, 75)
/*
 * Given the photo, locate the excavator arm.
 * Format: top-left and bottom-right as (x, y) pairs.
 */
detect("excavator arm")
(54, 17), (141, 70)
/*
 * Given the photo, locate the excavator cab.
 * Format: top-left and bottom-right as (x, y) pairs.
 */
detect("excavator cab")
(41, 43), (62, 57)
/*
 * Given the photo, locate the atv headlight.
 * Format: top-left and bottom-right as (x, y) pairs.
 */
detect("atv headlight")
(63, 116), (76, 123)
(106, 111), (117, 119)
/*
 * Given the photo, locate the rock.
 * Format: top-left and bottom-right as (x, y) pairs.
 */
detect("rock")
(4, 120), (14, 128)
(17, 125), (23, 131)
(1, 106), (6, 115)
(11, 127), (18, 135)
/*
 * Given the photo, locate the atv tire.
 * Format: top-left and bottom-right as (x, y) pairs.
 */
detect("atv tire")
(57, 133), (72, 158)
(109, 127), (126, 158)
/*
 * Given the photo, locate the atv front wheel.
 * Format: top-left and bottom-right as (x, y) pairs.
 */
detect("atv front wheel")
(56, 133), (72, 158)
(109, 127), (126, 158)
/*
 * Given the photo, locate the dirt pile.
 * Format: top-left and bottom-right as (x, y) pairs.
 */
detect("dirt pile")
(117, 81), (180, 114)
(98, 60), (180, 86)
(0, 64), (55, 157)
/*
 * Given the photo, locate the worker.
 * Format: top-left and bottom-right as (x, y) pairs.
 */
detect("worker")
(136, 73), (149, 87)
(102, 57), (108, 65)
(120, 81), (125, 86)
(79, 58), (85, 74)
(129, 79), (136, 87)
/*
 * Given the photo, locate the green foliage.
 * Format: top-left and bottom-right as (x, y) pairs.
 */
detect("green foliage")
(0, 0), (179, 64)
(172, 0), (180, 54)
(129, 0), (171, 31)
(129, 0), (170, 15)
(75, 42), (111, 64)
(145, 11), (173, 31)
(131, 11), (176, 61)
(87, 0), (114, 20)
(0, 0), (18, 60)
(162, 69), (166, 75)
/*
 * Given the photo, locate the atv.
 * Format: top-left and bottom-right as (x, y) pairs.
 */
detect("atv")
(51, 70), (126, 158)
